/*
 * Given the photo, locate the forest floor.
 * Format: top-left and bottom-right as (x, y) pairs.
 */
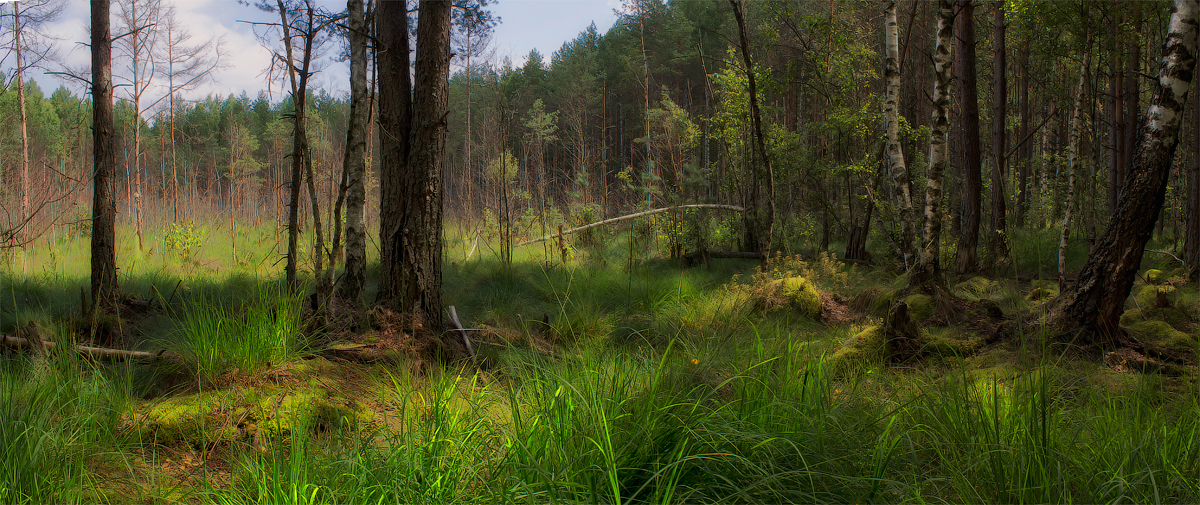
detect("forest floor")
(0, 222), (1197, 503)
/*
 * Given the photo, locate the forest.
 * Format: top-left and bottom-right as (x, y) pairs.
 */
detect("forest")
(0, 0), (1197, 502)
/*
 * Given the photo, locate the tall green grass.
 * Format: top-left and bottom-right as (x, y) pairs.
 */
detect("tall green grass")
(174, 284), (306, 383)
(0, 354), (132, 504)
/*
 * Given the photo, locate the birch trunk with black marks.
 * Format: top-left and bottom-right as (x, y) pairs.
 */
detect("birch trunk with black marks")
(338, 0), (369, 302)
(1058, 51), (1090, 293)
(884, 0), (916, 268)
(1059, 0), (1200, 345)
(910, 0), (953, 290)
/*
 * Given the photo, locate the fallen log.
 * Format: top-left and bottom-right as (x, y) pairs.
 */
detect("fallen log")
(1, 334), (172, 362)
(515, 204), (746, 247)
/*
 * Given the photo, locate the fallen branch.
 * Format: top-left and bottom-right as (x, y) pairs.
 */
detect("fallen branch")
(515, 204), (746, 247)
(1, 334), (171, 361)
(446, 305), (477, 365)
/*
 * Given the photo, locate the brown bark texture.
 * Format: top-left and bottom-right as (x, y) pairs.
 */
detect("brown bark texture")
(376, 0), (412, 309)
(989, 0), (1009, 263)
(953, 0), (981, 274)
(92, 0), (119, 309)
(1059, 0), (1200, 344)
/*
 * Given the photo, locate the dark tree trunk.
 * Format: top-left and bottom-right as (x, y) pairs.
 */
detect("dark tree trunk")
(1110, 29), (1125, 216)
(339, 0), (369, 302)
(91, 0), (118, 310)
(1059, 0), (1199, 345)
(989, 0), (1009, 264)
(1187, 76), (1200, 279)
(1015, 37), (1030, 228)
(731, 0), (775, 259)
(954, 0), (981, 273)
(376, 0), (413, 310)
(383, 0), (451, 330)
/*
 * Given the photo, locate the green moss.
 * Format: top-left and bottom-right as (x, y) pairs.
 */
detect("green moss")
(955, 276), (995, 296)
(1026, 286), (1057, 301)
(257, 391), (366, 438)
(923, 327), (984, 357)
(902, 294), (933, 323)
(777, 276), (823, 319)
(829, 325), (885, 372)
(1134, 285), (1176, 309)
(1143, 269), (1166, 285)
(134, 392), (236, 446)
(1126, 320), (1198, 355)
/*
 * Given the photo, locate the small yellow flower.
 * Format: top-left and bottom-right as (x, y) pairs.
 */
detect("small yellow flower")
(690, 359), (699, 366)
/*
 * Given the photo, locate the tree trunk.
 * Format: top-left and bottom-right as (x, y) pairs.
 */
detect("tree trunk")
(954, 0), (981, 274)
(1058, 51), (1091, 293)
(910, 0), (953, 291)
(386, 0), (450, 329)
(989, 0), (1009, 264)
(91, 0), (119, 310)
(279, 0), (303, 289)
(1016, 37), (1030, 228)
(731, 0), (775, 259)
(15, 2), (29, 243)
(1186, 61), (1200, 280)
(377, 0), (412, 308)
(338, 0), (369, 303)
(1059, 0), (1200, 345)
(884, 0), (916, 268)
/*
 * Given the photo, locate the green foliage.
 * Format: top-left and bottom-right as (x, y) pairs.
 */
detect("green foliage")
(174, 284), (306, 384)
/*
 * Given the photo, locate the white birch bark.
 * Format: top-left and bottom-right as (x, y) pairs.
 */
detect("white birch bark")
(884, 0), (915, 268)
(912, 0), (954, 289)
(1058, 51), (1090, 292)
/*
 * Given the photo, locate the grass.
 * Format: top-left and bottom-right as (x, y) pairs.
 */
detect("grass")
(0, 218), (1197, 503)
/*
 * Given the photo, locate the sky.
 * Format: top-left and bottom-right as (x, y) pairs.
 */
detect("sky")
(23, 0), (622, 107)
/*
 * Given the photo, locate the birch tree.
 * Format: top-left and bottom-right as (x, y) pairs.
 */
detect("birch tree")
(1057, 0), (1200, 345)
(910, 0), (953, 290)
(883, 0), (915, 268)
(1057, 50), (1090, 293)
(337, 0), (369, 302)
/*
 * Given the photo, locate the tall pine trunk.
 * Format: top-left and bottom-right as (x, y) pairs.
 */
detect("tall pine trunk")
(377, 0), (412, 309)
(989, 0), (1009, 263)
(338, 0), (369, 302)
(953, 0), (981, 273)
(910, 0), (954, 290)
(91, 0), (118, 309)
(1059, 0), (1200, 345)
(397, 0), (450, 328)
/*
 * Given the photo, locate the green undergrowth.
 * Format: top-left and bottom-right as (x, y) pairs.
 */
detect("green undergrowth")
(0, 221), (1197, 502)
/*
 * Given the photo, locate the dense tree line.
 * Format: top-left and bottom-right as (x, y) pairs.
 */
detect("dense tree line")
(1, 0), (1198, 337)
